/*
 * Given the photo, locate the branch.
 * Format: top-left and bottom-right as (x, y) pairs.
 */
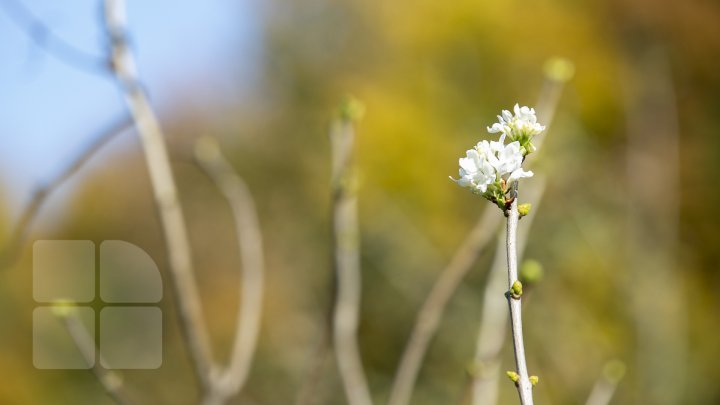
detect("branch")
(194, 137), (265, 403)
(388, 59), (573, 405)
(468, 59), (574, 405)
(330, 113), (373, 405)
(470, 177), (545, 405)
(56, 308), (133, 405)
(584, 360), (626, 405)
(0, 0), (109, 74)
(388, 208), (501, 405)
(102, 0), (216, 394)
(1, 115), (133, 270)
(504, 193), (533, 404)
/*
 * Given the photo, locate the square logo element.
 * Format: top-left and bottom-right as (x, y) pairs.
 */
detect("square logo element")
(33, 240), (95, 303)
(33, 240), (163, 370)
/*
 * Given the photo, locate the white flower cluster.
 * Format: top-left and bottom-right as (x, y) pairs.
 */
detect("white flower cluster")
(487, 104), (545, 155)
(452, 104), (543, 208)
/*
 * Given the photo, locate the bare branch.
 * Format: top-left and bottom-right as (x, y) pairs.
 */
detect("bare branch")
(1, 115), (133, 270)
(388, 208), (501, 405)
(58, 309), (133, 405)
(0, 0), (109, 74)
(504, 192), (533, 404)
(330, 115), (373, 405)
(102, 0), (216, 394)
(585, 360), (626, 405)
(470, 177), (545, 405)
(194, 137), (265, 403)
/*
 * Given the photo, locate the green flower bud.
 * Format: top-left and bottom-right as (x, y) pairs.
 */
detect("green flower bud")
(506, 371), (520, 383)
(518, 203), (532, 217)
(529, 375), (539, 386)
(510, 280), (523, 299)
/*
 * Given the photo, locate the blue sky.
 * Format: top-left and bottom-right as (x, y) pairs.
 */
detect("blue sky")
(0, 0), (262, 215)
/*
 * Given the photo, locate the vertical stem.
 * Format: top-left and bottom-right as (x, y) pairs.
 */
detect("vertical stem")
(471, 177), (545, 405)
(103, 0), (215, 393)
(506, 196), (533, 405)
(388, 209), (500, 405)
(331, 119), (373, 405)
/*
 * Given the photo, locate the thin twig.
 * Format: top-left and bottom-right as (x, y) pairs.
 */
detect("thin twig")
(330, 116), (373, 405)
(194, 137), (265, 404)
(585, 360), (626, 405)
(388, 208), (501, 405)
(470, 177), (545, 405)
(585, 380), (618, 405)
(504, 193), (533, 405)
(0, 0), (109, 74)
(102, 0), (216, 394)
(1, 115), (133, 270)
(59, 310), (133, 405)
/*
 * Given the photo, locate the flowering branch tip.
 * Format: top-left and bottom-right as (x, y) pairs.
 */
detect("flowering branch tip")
(452, 104), (543, 211)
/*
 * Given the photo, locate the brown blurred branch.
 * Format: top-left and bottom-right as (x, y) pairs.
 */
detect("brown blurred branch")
(0, 0), (109, 74)
(388, 60), (572, 405)
(58, 309), (133, 405)
(194, 137), (265, 404)
(388, 208), (501, 405)
(585, 360), (626, 405)
(102, 0), (216, 397)
(1, 115), (133, 270)
(330, 111), (373, 405)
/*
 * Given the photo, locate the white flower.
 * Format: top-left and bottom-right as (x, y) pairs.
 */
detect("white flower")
(482, 140), (534, 186)
(452, 140), (533, 193)
(487, 103), (545, 143)
(453, 148), (495, 193)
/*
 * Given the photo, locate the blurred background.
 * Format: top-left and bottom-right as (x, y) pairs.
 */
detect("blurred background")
(1, 0), (719, 404)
